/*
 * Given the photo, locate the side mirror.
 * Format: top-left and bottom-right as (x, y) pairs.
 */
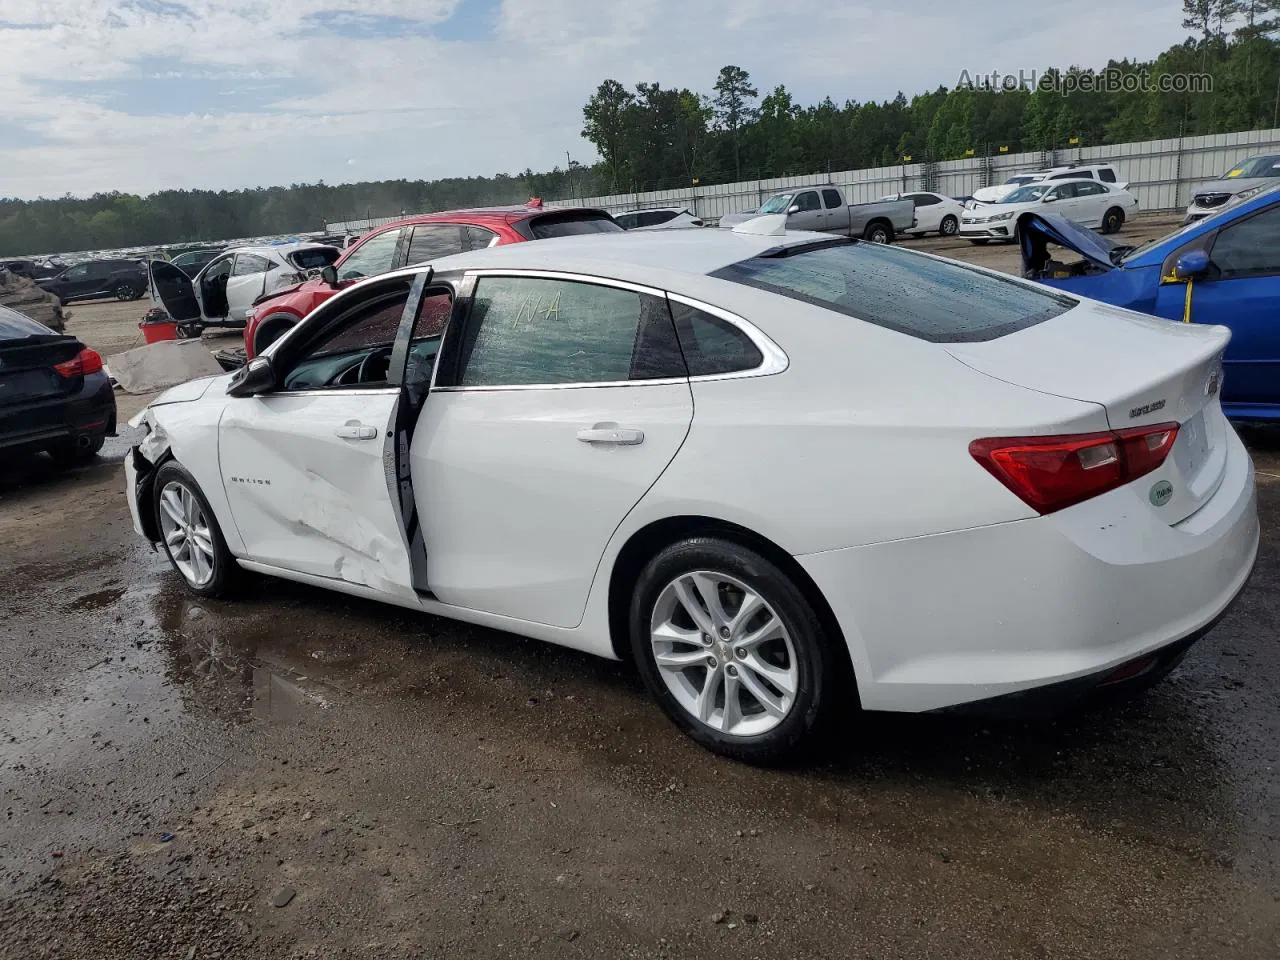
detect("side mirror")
(1175, 249), (1211, 281)
(1041, 194), (1056, 203)
(320, 265), (339, 288)
(226, 356), (275, 397)
(788, 204), (800, 215)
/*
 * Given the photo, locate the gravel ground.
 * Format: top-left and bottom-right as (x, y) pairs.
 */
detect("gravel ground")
(1, 222), (1277, 958)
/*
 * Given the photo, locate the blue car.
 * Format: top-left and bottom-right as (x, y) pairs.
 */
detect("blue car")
(1020, 186), (1280, 419)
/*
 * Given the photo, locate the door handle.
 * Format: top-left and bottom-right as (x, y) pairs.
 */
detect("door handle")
(577, 423), (644, 445)
(335, 420), (378, 440)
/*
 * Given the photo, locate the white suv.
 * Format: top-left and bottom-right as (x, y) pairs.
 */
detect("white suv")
(970, 164), (1124, 205)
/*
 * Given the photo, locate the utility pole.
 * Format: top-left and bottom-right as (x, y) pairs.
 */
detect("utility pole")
(566, 151), (574, 200)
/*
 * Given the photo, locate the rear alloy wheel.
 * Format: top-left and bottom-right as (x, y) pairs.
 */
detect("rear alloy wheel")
(863, 222), (892, 244)
(154, 461), (239, 598)
(630, 537), (840, 763)
(114, 282), (137, 301)
(939, 214), (959, 237)
(1101, 207), (1125, 235)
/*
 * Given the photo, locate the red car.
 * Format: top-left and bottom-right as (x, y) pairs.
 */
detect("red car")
(243, 203), (622, 358)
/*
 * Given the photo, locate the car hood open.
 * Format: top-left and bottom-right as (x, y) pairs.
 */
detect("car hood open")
(1018, 212), (1121, 275)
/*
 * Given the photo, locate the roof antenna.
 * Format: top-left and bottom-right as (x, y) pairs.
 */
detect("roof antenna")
(731, 214), (787, 236)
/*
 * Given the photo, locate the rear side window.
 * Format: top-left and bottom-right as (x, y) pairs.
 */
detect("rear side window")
(464, 226), (500, 250)
(447, 276), (679, 386)
(822, 189), (843, 209)
(669, 302), (763, 376)
(711, 242), (1073, 343)
(1099, 168), (1117, 183)
(525, 212), (623, 240)
(232, 254), (271, 277)
(407, 224), (466, 265)
(638, 210), (677, 227)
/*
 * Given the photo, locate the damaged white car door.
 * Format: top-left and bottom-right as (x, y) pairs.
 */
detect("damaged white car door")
(217, 275), (442, 601)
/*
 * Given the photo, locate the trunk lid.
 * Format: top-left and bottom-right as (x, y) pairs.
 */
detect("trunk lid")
(0, 334), (83, 407)
(946, 301), (1231, 524)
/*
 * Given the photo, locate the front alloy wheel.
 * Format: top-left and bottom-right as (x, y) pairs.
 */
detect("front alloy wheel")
(158, 480), (217, 587)
(153, 461), (240, 598)
(650, 571), (799, 737)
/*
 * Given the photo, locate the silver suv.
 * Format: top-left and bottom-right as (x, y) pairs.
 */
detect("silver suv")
(1184, 154), (1280, 223)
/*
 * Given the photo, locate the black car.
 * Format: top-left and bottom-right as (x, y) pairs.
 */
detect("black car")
(0, 259), (63, 281)
(0, 305), (115, 465)
(39, 259), (149, 303)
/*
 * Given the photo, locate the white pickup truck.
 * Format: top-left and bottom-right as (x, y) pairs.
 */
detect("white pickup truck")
(719, 185), (916, 242)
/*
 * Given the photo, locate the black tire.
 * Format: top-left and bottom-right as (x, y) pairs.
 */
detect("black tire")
(152, 461), (240, 599)
(1101, 207), (1125, 235)
(629, 537), (842, 764)
(863, 221), (892, 244)
(253, 312), (299, 355)
(968, 238), (991, 245)
(47, 434), (105, 467)
(939, 214), (959, 237)
(113, 282), (137, 301)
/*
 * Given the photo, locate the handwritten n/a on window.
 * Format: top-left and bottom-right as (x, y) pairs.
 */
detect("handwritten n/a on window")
(509, 290), (563, 330)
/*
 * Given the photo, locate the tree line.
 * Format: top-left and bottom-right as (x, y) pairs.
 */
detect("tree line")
(2, 0), (1279, 256)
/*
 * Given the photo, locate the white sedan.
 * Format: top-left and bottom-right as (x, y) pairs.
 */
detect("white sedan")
(124, 220), (1257, 762)
(961, 179), (1139, 243)
(879, 192), (965, 237)
(615, 207), (705, 230)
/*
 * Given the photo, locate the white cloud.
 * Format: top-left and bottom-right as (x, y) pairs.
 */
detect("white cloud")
(0, 0), (1190, 198)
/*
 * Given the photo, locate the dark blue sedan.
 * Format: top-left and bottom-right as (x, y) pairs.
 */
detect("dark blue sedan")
(1020, 186), (1280, 419)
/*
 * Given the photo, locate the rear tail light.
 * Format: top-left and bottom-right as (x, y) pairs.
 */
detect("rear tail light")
(969, 422), (1179, 514)
(53, 347), (104, 378)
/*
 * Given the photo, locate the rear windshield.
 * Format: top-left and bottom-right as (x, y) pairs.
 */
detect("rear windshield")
(710, 241), (1074, 343)
(288, 247), (341, 270)
(527, 212), (623, 239)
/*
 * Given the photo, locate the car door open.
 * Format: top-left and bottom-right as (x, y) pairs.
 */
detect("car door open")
(218, 275), (448, 602)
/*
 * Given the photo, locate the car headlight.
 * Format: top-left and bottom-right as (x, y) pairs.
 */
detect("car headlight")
(991, 211), (1015, 221)
(1235, 185), (1267, 200)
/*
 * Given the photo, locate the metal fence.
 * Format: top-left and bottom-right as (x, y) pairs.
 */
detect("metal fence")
(327, 127), (1280, 233)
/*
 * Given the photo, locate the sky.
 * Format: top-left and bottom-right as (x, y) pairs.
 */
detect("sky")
(0, 0), (1191, 200)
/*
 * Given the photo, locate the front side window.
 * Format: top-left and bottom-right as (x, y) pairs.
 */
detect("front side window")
(448, 276), (680, 387)
(711, 241), (1073, 343)
(338, 228), (402, 281)
(615, 213), (640, 230)
(406, 224), (465, 266)
(232, 254), (271, 277)
(1210, 204), (1280, 279)
(63, 265), (89, 280)
(282, 283), (411, 390)
(794, 192), (821, 213)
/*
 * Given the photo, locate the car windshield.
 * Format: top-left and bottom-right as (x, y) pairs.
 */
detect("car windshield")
(1006, 175), (1036, 186)
(1001, 184), (1052, 203)
(711, 240), (1073, 343)
(1222, 155), (1280, 179)
(758, 194), (794, 214)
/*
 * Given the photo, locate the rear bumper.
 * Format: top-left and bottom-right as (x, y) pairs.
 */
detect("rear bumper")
(798, 426), (1259, 713)
(0, 372), (116, 454)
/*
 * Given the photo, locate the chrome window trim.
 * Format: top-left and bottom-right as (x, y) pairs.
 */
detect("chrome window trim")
(266, 387), (401, 399)
(428, 269), (789, 394)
